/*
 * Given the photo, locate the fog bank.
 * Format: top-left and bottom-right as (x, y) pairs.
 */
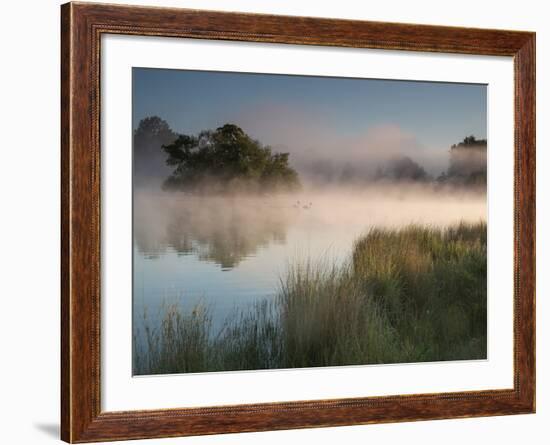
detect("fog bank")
(134, 183), (486, 269)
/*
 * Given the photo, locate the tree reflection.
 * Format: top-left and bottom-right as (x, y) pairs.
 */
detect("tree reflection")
(134, 193), (293, 269)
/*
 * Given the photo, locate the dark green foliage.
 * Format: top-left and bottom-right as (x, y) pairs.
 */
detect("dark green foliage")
(352, 222), (487, 362)
(452, 135), (487, 148)
(162, 124), (301, 193)
(134, 222), (487, 375)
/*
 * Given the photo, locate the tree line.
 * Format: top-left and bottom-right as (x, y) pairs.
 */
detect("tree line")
(134, 116), (486, 191)
(134, 116), (300, 193)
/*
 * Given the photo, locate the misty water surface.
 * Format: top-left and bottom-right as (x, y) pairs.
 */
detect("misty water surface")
(133, 185), (486, 352)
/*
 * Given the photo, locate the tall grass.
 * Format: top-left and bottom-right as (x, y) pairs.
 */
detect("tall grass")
(134, 221), (487, 375)
(353, 221), (487, 362)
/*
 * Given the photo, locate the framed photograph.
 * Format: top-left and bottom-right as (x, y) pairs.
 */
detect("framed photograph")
(61, 2), (535, 442)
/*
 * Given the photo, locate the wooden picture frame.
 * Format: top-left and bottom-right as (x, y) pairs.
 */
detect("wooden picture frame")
(61, 2), (535, 442)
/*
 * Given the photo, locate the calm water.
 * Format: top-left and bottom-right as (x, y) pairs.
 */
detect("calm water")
(133, 187), (486, 348)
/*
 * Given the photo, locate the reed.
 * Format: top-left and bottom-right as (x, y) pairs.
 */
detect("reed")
(134, 221), (487, 375)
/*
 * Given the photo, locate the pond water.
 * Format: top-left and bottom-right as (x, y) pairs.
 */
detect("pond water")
(133, 186), (486, 351)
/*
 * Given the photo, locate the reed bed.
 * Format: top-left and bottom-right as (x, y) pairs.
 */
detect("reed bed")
(134, 221), (487, 375)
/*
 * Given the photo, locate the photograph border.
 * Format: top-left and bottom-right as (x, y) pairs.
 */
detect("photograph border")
(61, 2), (535, 442)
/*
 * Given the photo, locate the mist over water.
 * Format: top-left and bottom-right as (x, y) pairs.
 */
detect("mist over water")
(135, 183), (486, 263)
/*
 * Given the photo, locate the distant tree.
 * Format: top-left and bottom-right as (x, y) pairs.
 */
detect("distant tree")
(436, 171), (448, 183)
(162, 124), (300, 193)
(300, 159), (337, 185)
(451, 135), (487, 148)
(374, 166), (385, 181)
(135, 116), (175, 143)
(376, 156), (429, 182)
(134, 116), (178, 185)
(340, 162), (358, 184)
(447, 136), (487, 186)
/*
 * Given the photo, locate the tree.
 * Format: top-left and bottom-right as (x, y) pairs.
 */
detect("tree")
(134, 116), (178, 185)
(447, 136), (487, 185)
(376, 156), (429, 182)
(162, 124), (301, 193)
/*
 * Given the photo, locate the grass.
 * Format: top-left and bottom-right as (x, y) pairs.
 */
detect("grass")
(133, 221), (487, 375)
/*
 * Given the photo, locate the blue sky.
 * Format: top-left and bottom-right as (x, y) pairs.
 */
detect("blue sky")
(133, 68), (486, 174)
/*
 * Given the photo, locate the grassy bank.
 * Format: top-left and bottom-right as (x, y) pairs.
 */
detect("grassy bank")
(134, 221), (487, 375)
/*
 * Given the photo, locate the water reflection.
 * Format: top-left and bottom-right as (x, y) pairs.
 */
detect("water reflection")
(134, 192), (295, 269)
